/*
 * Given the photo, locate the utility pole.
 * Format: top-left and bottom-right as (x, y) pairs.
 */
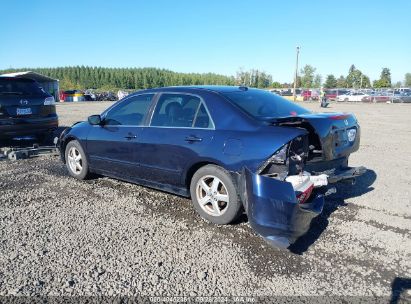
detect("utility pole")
(293, 46), (300, 102)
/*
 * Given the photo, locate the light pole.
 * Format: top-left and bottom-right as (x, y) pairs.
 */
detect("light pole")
(293, 46), (300, 102)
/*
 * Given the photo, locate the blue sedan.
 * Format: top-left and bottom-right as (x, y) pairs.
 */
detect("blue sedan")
(59, 86), (366, 248)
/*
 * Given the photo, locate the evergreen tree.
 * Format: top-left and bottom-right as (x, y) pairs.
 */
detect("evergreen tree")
(373, 67), (392, 88)
(405, 73), (411, 87)
(324, 74), (337, 88)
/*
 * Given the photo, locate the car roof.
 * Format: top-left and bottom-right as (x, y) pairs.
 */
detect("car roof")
(139, 85), (251, 94)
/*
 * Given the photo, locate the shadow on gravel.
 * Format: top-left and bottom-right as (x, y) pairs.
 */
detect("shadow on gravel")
(288, 169), (377, 254)
(390, 277), (411, 304)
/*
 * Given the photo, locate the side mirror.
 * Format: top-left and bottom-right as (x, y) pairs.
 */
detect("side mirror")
(88, 114), (102, 125)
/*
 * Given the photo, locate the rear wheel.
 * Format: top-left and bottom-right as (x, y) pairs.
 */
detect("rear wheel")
(190, 165), (242, 225)
(65, 140), (90, 180)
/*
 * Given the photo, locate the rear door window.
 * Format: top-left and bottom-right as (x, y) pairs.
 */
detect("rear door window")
(193, 104), (214, 128)
(151, 93), (213, 128)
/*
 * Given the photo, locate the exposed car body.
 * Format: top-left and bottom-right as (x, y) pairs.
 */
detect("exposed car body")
(59, 86), (365, 248)
(0, 77), (58, 141)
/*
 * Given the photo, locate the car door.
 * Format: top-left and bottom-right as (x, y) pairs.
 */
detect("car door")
(86, 93), (155, 179)
(136, 92), (215, 187)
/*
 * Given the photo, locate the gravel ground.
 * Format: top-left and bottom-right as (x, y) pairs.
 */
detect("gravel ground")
(0, 101), (410, 300)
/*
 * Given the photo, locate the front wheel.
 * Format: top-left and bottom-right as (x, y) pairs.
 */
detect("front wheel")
(65, 140), (90, 180)
(190, 165), (242, 225)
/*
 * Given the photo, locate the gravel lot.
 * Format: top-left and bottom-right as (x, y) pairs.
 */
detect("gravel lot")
(0, 101), (410, 300)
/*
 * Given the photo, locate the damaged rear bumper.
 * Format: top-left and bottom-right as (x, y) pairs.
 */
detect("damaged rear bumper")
(242, 165), (367, 248)
(243, 168), (324, 248)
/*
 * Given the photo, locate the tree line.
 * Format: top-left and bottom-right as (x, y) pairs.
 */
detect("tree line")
(293, 65), (410, 89)
(0, 66), (410, 90)
(0, 67), (237, 91)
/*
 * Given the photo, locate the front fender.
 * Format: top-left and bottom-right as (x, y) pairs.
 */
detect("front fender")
(58, 121), (90, 163)
(242, 168), (324, 248)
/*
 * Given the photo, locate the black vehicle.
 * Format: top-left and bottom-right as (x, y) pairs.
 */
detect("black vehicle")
(0, 77), (58, 142)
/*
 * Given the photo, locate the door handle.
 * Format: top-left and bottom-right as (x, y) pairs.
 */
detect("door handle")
(185, 135), (202, 142)
(124, 135), (137, 140)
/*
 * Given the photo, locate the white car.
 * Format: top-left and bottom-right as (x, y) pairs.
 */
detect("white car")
(337, 92), (369, 102)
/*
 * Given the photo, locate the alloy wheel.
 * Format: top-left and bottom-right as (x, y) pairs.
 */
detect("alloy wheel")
(67, 146), (83, 175)
(196, 175), (229, 216)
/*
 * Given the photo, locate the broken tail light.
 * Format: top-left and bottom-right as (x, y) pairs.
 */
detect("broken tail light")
(257, 143), (289, 175)
(296, 183), (314, 204)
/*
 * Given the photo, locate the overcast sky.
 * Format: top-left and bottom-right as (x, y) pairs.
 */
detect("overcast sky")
(1, 0), (410, 83)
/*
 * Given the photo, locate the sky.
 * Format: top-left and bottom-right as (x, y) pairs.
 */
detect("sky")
(0, 0), (410, 83)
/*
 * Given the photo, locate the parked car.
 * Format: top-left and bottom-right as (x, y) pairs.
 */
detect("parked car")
(362, 92), (391, 103)
(301, 90), (319, 101)
(324, 90), (336, 100)
(0, 76), (58, 142)
(337, 92), (369, 102)
(280, 90), (293, 96)
(59, 86), (365, 248)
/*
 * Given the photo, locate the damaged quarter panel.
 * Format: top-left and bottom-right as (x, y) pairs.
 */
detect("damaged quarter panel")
(215, 126), (308, 173)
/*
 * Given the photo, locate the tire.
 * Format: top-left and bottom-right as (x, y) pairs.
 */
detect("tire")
(65, 140), (90, 180)
(190, 164), (242, 225)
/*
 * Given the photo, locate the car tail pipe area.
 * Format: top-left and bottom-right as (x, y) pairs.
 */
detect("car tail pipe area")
(239, 167), (325, 249)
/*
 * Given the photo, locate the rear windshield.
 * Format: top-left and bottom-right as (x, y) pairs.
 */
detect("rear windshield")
(0, 78), (46, 96)
(221, 89), (310, 120)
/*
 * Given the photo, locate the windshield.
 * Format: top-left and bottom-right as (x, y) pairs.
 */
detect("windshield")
(0, 78), (47, 96)
(221, 89), (310, 120)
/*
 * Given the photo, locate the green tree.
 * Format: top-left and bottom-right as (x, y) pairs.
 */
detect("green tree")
(300, 65), (316, 88)
(394, 81), (402, 88)
(271, 81), (282, 88)
(323, 74), (337, 88)
(404, 73), (411, 87)
(0, 66), (237, 91)
(373, 68), (392, 88)
(313, 74), (322, 88)
(235, 68), (272, 88)
(346, 65), (370, 88)
(336, 75), (347, 88)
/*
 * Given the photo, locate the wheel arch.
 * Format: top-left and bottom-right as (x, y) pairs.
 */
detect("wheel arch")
(184, 161), (221, 191)
(60, 136), (83, 163)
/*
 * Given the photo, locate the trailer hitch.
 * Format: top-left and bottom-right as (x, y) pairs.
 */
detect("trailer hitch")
(0, 137), (60, 161)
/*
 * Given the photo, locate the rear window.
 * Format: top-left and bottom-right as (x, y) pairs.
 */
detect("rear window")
(221, 89), (309, 119)
(0, 78), (46, 96)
